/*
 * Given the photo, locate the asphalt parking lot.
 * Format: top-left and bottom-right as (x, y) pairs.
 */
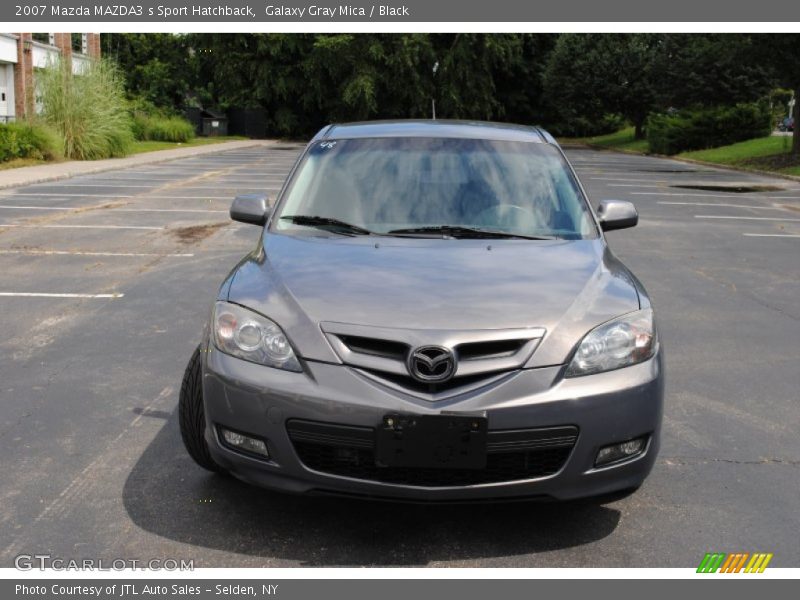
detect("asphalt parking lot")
(0, 143), (798, 568)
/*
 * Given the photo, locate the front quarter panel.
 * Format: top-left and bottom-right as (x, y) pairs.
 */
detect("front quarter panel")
(224, 242), (341, 364)
(526, 245), (642, 368)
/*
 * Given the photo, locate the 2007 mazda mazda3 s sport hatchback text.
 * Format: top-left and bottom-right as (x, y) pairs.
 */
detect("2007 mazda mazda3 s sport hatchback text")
(179, 120), (664, 502)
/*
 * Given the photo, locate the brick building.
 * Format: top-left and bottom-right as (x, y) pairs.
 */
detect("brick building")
(0, 33), (101, 122)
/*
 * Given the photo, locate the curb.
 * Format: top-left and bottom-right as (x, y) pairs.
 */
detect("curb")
(0, 140), (276, 190)
(660, 155), (800, 184)
(563, 142), (800, 183)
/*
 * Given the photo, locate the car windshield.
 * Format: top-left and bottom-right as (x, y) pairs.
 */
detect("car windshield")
(273, 136), (598, 239)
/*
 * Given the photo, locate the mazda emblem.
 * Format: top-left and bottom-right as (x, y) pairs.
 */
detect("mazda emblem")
(407, 345), (456, 383)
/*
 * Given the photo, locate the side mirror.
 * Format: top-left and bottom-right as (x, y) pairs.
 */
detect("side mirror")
(597, 200), (638, 231)
(230, 194), (269, 226)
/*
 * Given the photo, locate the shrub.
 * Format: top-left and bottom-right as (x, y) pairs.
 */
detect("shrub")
(547, 113), (625, 138)
(133, 114), (195, 143)
(37, 58), (134, 160)
(647, 103), (772, 155)
(0, 121), (63, 162)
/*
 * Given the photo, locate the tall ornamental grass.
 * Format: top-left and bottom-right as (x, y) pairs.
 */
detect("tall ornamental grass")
(132, 114), (196, 143)
(37, 59), (134, 160)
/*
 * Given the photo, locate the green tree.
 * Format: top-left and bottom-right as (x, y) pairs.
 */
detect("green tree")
(430, 34), (525, 120)
(542, 34), (660, 139)
(754, 35), (800, 155)
(495, 34), (558, 126)
(652, 35), (772, 109)
(102, 33), (192, 109)
(189, 34), (550, 136)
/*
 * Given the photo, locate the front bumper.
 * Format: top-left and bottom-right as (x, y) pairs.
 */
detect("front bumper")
(202, 346), (664, 502)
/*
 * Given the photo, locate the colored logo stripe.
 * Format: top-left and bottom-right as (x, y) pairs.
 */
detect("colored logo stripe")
(745, 553), (773, 573)
(697, 553), (726, 573)
(720, 553), (749, 573)
(697, 552), (773, 573)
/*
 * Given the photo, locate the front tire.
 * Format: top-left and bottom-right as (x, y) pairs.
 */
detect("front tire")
(179, 345), (225, 473)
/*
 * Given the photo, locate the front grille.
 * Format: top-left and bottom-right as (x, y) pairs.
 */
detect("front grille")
(338, 335), (409, 361)
(287, 419), (577, 487)
(363, 369), (505, 394)
(456, 338), (527, 360)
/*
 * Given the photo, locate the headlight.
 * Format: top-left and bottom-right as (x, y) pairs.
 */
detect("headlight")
(565, 308), (656, 377)
(213, 301), (302, 372)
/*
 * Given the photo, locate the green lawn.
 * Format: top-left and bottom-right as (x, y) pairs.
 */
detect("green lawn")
(559, 127), (800, 177)
(679, 136), (800, 176)
(558, 127), (650, 154)
(131, 136), (247, 154)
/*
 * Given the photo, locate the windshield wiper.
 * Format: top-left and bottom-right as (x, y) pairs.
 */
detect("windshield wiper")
(386, 225), (557, 240)
(280, 215), (376, 236)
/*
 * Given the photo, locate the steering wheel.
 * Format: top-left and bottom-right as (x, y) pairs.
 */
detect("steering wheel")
(473, 204), (540, 230)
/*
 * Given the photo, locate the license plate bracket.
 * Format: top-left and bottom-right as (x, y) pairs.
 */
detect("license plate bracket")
(375, 413), (488, 469)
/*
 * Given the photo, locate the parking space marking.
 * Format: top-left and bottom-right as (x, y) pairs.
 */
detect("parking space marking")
(607, 183), (665, 188)
(0, 292), (123, 299)
(35, 183), (172, 189)
(0, 250), (194, 257)
(0, 205), (74, 211)
(633, 191), (800, 199)
(695, 215), (800, 222)
(660, 202), (788, 211)
(0, 193), (134, 198)
(0, 224), (165, 230)
(142, 195), (246, 200)
(0, 205), (227, 214)
(743, 233), (800, 238)
(115, 208), (228, 213)
(0, 195), (253, 201)
(589, 177), (669, 183)
(44, 181), (286, 188)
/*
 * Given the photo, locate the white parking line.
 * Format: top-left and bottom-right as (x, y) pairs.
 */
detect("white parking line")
(0, 193), (134, 198)
(607, 183), (665, 188)
(116, 208), (229, 213)
(0, 195), (244, 201)
(0, 224), (164, 230)
(145, 195), (241, 200)
(35, 183), (165, 188)
(0, 292), (123, 299)
(0, 205), (227, 214)
(0, 205), (73, 210)
(0, 250), (194, 257)
(634, 191), (800, 199)
(44, 181), (286, 188)
(695, 215), (800, 222)
(660, 201), (787, 210)
(589, 177), (669, 183)
(743, 233), (800, 238)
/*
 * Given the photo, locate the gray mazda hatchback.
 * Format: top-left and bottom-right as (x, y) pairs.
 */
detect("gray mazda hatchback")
(179, 120), (664, 502)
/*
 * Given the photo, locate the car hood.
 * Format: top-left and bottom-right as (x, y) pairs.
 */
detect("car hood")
(225, 233), (642, 366)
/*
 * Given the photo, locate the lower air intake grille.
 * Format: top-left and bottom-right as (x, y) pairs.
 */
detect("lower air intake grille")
(287, 420), (577, 487)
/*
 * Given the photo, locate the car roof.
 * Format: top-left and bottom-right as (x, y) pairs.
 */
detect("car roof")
(316, 120), (556, 144)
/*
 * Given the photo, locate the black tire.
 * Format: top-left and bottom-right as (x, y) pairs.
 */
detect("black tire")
(179, 345), (225, 473)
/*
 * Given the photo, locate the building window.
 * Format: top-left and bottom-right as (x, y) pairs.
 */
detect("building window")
(70, 33), (89, 54)
(32, 33), (52, 45)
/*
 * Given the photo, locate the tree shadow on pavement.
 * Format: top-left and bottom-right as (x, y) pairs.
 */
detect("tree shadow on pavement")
(122, 412), (621, 566)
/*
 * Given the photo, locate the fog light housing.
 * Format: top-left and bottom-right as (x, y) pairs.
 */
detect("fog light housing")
(219, 427), (269, 458)
(595, 436), (647, 467)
